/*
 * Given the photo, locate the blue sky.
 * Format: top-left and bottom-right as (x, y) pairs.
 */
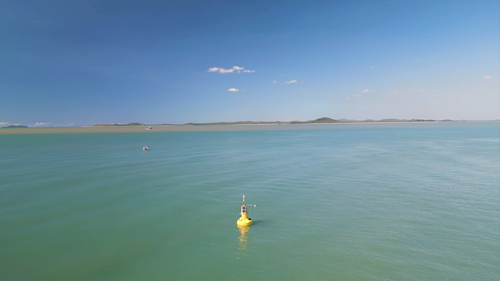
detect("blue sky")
(1, 0), (498, 126)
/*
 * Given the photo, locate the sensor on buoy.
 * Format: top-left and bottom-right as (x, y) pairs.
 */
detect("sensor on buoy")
(237, 195), (256, 226)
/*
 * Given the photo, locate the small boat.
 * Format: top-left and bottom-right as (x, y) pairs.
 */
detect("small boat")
(143, 146), (149, 150)
(145, 126), (152, 130)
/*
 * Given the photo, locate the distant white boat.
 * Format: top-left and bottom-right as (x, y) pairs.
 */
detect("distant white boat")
(145, 126), (152, 130)
(143, 146), (149, 150)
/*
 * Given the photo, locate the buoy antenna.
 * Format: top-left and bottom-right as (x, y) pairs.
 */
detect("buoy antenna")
(237, 195), (253, 227)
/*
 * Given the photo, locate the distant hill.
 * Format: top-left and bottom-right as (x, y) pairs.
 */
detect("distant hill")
(183, 121), (283, 126)
(308, 117), (343, 123)
(94, 123), (147, 126)
(291, 117), (343, 124)
(93, 117), (453, 126)
(94, 118), (345, 126)
(2, 125), (28, 128)
(379, 119), (408, 122)
(408, 119), (436, 122)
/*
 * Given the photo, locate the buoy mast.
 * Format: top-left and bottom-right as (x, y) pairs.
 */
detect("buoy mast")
(237, 195), (255, 226)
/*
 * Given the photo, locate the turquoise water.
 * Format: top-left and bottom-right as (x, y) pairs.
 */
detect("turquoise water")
(1, 122), (499, 280)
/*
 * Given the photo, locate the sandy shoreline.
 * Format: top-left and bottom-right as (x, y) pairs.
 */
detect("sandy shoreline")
(0, 121), (475, 134)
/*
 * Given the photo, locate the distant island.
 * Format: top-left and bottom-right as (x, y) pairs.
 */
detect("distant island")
(93, 117), (451, 126)
(2, 125), (28, 128)
(94, 123), (146, 126)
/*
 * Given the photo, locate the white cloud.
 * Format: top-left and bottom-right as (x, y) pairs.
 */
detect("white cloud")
(208, 66), (254, 74)
(285, 80), (297, 84)
(0, 122), (10, 126)
(272, 80), (276, 83)
(361, 89), (369, 93)
(394, 91), (402, 94)
(227, 88), (239, 92)
(34, 122), (52, 126)
(386, 94), (393, 97)
(233, 66), (244, 73)
(370, 66), (374, 69)
(460, 95), (473, 100)
(353, 94), (361, 97)
(483, 75), (491, 79)
(346, 97), (351, 99)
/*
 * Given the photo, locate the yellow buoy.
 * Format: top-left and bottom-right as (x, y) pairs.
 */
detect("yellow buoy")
(236, 195), (254, 226)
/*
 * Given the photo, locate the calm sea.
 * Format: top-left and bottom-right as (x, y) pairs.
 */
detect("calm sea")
(1, 122), (499, 280)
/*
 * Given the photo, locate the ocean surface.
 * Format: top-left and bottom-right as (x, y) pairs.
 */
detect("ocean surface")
(1, 122), (499, 280)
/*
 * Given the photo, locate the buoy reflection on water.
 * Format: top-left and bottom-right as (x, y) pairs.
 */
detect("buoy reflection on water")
(237, 225), (250, 250)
